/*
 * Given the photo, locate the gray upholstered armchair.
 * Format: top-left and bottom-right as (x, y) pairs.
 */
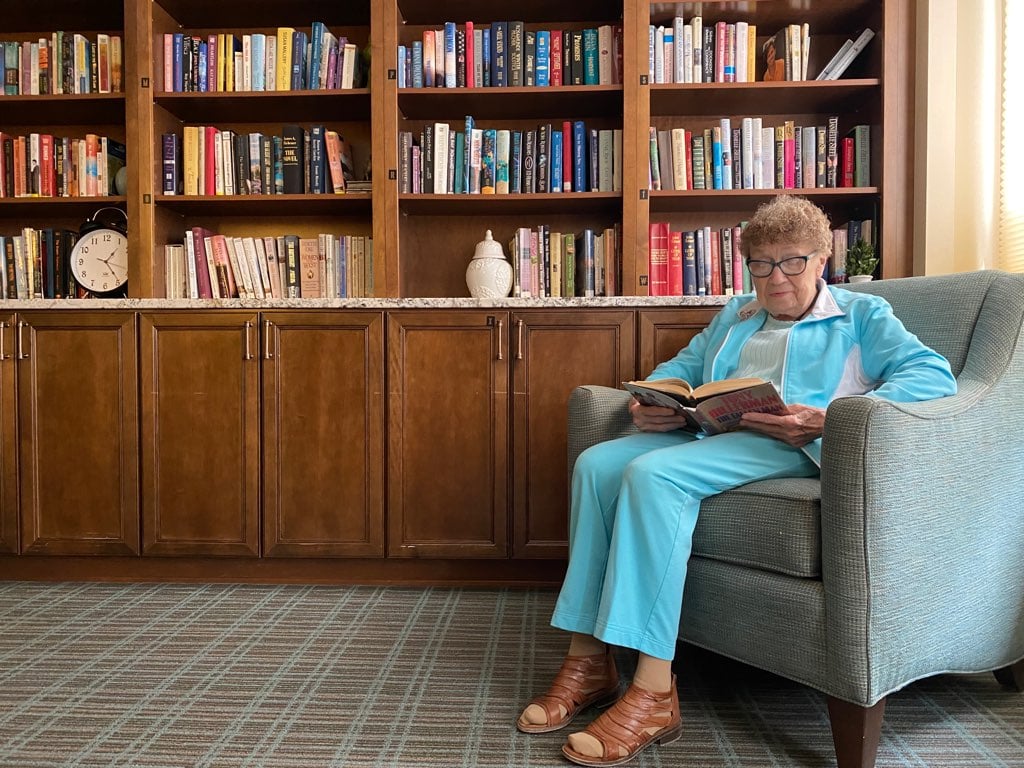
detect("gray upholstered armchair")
(567, 270), (1024, 768)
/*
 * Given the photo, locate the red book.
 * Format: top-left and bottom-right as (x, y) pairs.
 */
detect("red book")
(550, 30), (562, 86)
(39, 134), (55, 197)
(562, 121), (573, 191)
(465, 22), (474, 87)
(732, 226), (744, 294)
(190, 227), (214, 298)
(841, 137), (855, 187)
(648, 222), (670, 296)
(668, 229), (683, 296)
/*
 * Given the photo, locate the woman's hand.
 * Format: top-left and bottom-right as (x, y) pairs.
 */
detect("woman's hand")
(629, 397), (690, 432)
(740, 404), (826, 447)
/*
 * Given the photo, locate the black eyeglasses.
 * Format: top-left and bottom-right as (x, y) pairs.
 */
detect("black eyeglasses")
(745, 253), (815, 278)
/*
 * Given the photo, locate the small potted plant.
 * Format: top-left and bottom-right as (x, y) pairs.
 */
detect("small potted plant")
(845, 239), (878, 282)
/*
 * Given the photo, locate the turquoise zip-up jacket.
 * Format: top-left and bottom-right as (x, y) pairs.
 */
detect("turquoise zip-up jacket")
(647, 280), (958, 465)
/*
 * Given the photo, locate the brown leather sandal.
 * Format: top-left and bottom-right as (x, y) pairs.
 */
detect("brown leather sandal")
(560, 676), (682, 767)
(516, 648), (619, 734)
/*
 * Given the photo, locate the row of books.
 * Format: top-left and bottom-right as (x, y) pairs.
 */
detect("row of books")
(649, 17), (762, 84)
(0, 228), (79, 300)
(0, 132), (126, 198)
(648, 119), (871, 191)
(510, 225), (620, 298)
(648, 222), (751, 297)
(165, 229), (373, 300)
(163, 125), (358, 197)
(396, 23), (622, 89)
(161, 25), (363, 93)
(1, 34), (123, 95)
(399, 119), (622, 195)
(647, 217), (876, 296)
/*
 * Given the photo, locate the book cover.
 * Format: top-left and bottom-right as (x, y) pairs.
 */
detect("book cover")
(623, 378), (786, 435)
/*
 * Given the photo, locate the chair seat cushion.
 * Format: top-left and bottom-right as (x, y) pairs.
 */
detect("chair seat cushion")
(693, 478), (822, 578)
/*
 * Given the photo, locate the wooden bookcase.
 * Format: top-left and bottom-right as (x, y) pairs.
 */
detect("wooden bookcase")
(2, 0), (915, 297)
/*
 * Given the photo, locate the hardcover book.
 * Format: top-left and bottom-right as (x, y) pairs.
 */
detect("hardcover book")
(622, 378), (786, 435)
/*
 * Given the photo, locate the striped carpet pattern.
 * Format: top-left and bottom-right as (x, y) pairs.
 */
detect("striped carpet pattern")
(0, 582), (1021, 767)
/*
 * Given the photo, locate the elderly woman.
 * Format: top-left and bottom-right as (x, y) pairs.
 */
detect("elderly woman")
(517, 196), (957, 767)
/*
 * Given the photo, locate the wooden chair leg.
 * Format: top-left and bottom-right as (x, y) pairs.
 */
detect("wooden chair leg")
(993, 658), (1024, 691)
(827, 696), (886, 768)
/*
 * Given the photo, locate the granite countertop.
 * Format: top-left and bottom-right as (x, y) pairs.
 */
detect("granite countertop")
(0, 296), (737, 311)
(0, 296), (734, 310)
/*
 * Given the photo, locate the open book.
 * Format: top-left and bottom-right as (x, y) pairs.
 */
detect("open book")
(622, 377), (788, 435)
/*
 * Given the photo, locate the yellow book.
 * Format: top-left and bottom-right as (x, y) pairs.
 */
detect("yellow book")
(183, 125), (200, 195)
(747, 24), (756, 83)
(217, 33), (226, 91)
(224, 34), (235, 92)
(277, 28), (295, 92)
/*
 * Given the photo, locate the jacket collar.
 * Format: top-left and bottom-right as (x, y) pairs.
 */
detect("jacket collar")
(737, 279), (844, 322)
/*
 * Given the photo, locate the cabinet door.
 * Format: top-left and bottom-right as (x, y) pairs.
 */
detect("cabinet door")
(0, 316), (18, 554)
(262, 311), (385, 557)
(140, 312), (260, 556)
(638, 308), (721, 378)
(18, 312), (139, 555)
(387, 311), (509, 558)
(511, 310), (635, 558)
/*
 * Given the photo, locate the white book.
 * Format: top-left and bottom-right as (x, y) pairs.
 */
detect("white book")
(242, 35), (252, 91)
(647, 25), (655, 81)
(251, 237), (273, 295)
(816, 39), (853, 81)
(719, 118), (732, 190)
(735, 22), (748, 82)
(341, 43), (357, 88)
(599, 24), (613, 85)
(673, 16), (686, 83)
(826, 28), (875, 80)
(691, 16), (702, 82)
(682, 25), (693, 83)
(802, 126), (817, 188)
(661, 27), (672, 84)
(433, 122), (449, 194)
(801, 23), (811, 81)
(242, 237), (266, 298)
(213, 133), (224, 195)
(203, 236), (220, 298)
(230, 236), (256, 297)
(265, 36), (277, 91)
(741, 117), (754, 189)
(221, 131), (235, 195)
(434, 30), (444, 87)
(654, 27), (664, 84)
(752, 117), (763, 189)
(263, 236), (283, 298)
(183, 230), (199, 298)
(671, 128), (687, 190)
(469, 128), (483, 194)
(318, 31), (336, 89)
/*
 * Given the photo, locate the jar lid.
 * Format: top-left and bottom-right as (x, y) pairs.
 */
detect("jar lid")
(473, 230), (506, 260)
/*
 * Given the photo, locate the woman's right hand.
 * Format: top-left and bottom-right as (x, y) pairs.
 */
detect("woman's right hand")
(629, 397), (690, 432)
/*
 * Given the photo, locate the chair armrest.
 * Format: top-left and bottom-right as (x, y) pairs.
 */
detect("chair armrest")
(820, 376), (1024, 703)
(567, 385), (637, 473)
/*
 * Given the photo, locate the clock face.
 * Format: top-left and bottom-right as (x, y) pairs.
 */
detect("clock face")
(70, 228), (128, 293)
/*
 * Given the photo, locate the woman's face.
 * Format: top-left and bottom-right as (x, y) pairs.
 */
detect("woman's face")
(748, 240), (829, 321)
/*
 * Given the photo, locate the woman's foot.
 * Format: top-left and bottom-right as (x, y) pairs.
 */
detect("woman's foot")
(561, 676), (681, 766)
(516, 647), (619, 734)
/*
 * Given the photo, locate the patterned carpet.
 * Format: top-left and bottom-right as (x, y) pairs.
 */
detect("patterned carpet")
(0, 582), (1021, 768)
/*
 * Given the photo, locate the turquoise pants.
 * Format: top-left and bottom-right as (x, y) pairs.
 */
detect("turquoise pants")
(552, 429), (819, 660)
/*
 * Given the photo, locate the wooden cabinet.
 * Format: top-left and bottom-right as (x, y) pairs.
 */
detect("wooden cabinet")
(0, 315), (18, 554)
(638, 307), (721, 377)
(387, 311), (509, 558)
(17, 312), (139, 555)
(512, 310), (635, 557)
(262, 311), (385, 557)
(139, 311), (260, 556)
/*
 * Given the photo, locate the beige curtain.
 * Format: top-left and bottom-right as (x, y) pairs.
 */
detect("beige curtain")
(999, 0), (1024, 271)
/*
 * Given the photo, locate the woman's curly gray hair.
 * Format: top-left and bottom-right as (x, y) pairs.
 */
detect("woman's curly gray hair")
(739, 196), (833, 258)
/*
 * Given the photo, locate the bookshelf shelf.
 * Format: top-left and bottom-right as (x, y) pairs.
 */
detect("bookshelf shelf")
(0, 94), (127, 125)
(399, 192), (621, 216)
(154, 90), (372, 123)
(0, 197), (129, 219)
(648, 80), (879, 117)
(154, 193), (373, 215)
(397, 86), (624, 121)
(648, 188), (879, 214)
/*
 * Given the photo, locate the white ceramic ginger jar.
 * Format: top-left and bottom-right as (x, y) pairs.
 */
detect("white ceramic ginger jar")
(466, 230), (514, 298)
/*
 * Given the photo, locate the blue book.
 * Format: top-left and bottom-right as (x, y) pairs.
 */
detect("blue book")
(397, 46), (407, 88)
(291, 31), (308, 89)
(444, 22), (457, 88)
(491, 21), (507, 87)
(272, 135), (284, 193)
(711, 129), (724, 189)
(173, 33), (184, 92)
(550, 130), (563, 193)
(535, 31), (550, 86)
(454, 131), (466, 193)
(412, 41), (423, 88)
(197, 42), (208, 91)
(573, 121), (587, 192)
(481, 128), (497, 193)
(582, 28), (599, 85)
(309, 23), (323, 89)
(309, 125), (326, 192)
(481, 29), (491, 86)
(251, 34), (265, 91)
(510, 131), (522, 193)
(683, 231), (697, 295)
(589, 129), (599, 191)
(463, 115), (474, 193)
(695, 229), (706, 295)
(338, 237), (347, 297)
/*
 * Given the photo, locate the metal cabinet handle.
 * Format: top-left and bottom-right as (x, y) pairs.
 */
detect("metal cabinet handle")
(17, 321), (28, 360)
(496, 318), (504, 360)
(244, 321), (253, 360)
(516, 318), (524, 360)
(264, 319), (273, 360)
(0, 321), (6, 360)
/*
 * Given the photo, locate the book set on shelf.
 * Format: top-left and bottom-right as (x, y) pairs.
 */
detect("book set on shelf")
(0, 0), (914, 302)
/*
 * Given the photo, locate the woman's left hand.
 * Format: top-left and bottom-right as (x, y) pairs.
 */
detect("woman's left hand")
(740, 404), (826, 447)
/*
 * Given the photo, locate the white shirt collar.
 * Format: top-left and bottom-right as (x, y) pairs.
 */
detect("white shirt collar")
(737, 278), (844, 322)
